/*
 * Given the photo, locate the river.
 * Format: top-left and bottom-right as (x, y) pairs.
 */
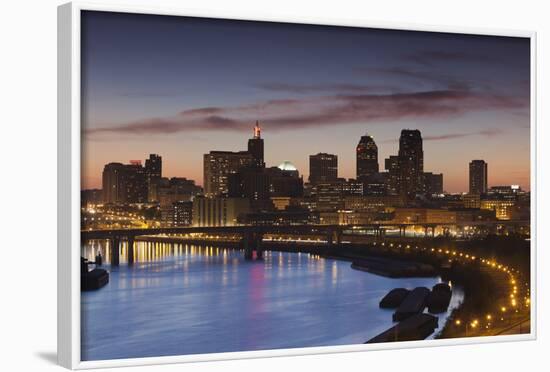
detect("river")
(81, 240), (463, 361)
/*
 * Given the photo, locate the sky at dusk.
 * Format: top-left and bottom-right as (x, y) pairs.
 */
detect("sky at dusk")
(81, 11), (531, 193)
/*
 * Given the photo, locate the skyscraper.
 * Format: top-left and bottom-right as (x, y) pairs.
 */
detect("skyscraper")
(203, 151), (255, 196)
(309, 153), (338, 184)
(356, 134), (379, 181)
(145, 154), (162, 202)
(469, 160), (488, 194)
(125, 161), (148, 203)
(397, 129), (424, 197)
(145, 154), (162, 181)
(384, 155), (400, 195)
(102, 163), (127, 204)
(204, 121), (266, 197)
(102, 161), (147, 204)
(247, 121), (265, 168)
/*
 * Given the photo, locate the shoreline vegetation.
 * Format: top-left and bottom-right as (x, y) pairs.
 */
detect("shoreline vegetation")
(132, 234), (530, 340)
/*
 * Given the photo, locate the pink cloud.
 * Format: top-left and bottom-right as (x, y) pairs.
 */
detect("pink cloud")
(85, 89), (527, 137)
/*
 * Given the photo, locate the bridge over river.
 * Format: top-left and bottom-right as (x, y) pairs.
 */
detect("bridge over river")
(81, 220), (526, 265)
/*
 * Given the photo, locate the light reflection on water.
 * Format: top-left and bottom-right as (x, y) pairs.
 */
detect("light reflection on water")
(81, 241), (463, 361)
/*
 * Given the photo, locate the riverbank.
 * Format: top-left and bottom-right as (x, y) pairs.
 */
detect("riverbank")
(350, 257), (436, 278)
(320, 240), (529, 339)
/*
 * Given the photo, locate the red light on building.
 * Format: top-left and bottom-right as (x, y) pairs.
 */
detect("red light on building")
(254, 120), (261, 139)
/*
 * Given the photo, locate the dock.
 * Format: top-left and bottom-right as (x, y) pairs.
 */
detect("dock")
(366, 313), (439, 343)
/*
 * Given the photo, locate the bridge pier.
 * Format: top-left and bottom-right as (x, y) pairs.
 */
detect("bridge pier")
(326, 228), (342, 249)
(111, 237), (120, 266)
(243, 232), (252, 260)
(127, 237), (135, 265)
(374, 227), (385, 242)
(243, 232), (263, 260)
(256, 234), (263, 259)
(423, 226), (435, 238)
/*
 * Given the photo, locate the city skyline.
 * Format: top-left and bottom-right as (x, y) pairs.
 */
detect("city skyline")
(81, 11), (530, 192)
(78, 10), (532, 357)
(85, 126), (525, 194)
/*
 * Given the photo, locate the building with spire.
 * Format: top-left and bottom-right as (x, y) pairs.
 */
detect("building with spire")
(248, 120), (265, 168)
(204, 121), (266, 197)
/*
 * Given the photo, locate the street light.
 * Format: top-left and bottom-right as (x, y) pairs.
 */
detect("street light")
(469, 320), (478, 336)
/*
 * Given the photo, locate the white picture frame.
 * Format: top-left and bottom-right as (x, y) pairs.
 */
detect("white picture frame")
(57, 1), (537, 369)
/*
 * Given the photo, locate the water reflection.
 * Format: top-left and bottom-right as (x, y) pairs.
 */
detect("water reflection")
(81, 240), (463, 361)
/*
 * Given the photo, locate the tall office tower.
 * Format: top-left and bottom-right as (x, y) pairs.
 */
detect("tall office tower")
(469, 160), (488, 194)
(385, 156), (400, 195)
(125, 160), (148, 203)
(145, 154), (162, 180)
(145, 154), (162, 202)
(102, 161), (147, 204)
(356, 134), (379, 181)
(247, 121), (265, 168)
(203, 151), (255, 196)
(309, 153), (338, 184)
(102, 162), (127, 204)
(397, 129), (424, 197)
